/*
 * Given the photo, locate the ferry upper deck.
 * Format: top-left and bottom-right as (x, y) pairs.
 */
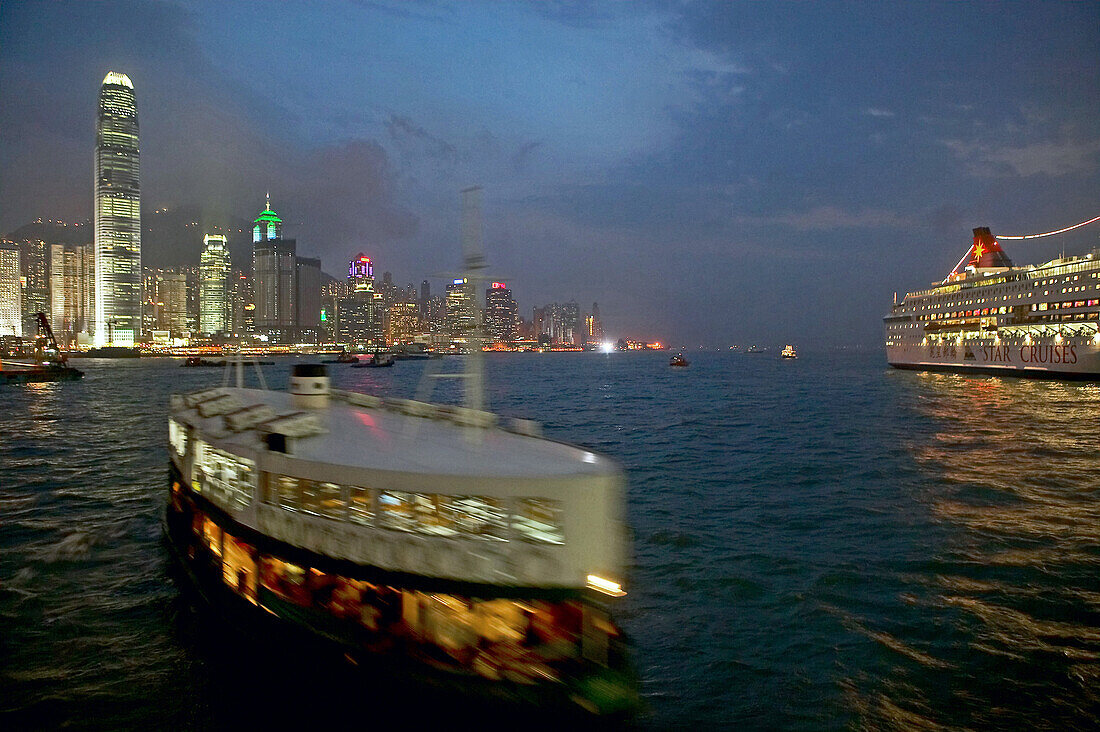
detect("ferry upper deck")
(168, 369), (629, 594)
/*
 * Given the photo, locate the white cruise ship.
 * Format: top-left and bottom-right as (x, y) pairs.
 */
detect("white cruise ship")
(885, 227), (1100, 378)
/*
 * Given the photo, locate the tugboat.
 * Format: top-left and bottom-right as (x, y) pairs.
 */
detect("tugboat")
(669, 352), (690, 367)
(163, 191), (639, 717)
(0, 313), (84, 385)
(351, 352), (395, 368)
(182, 356), (225, 368)
(781, 345), (797, 359)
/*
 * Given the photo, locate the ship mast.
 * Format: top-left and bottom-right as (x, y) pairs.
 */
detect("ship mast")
(461, 186), (486, 414)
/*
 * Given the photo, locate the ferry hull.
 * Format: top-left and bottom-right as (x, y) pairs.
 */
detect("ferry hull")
(886, 341), (1100, 380)
(163, 466), (641, 719)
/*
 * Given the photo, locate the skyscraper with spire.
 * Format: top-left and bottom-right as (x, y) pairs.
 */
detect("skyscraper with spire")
(253, 193), (282, 241)
(94, 71), (141, 346)
(252, 195), (297, 342)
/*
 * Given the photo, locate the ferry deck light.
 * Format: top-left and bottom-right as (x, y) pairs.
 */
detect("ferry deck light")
(587, 574), (626, 597)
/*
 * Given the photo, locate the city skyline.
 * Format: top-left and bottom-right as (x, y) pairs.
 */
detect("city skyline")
(2, 2), (1099, 346)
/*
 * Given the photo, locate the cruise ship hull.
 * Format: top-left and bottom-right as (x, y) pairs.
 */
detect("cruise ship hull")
(887, 340), (1100, 379)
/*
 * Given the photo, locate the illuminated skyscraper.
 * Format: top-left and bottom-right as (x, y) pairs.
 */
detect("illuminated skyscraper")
(386, 301), (419, 345)
(50, 243), (95, 347)
(252, 198), (297, 342)
(199, 234), (230, 335)
(585, 302), (604, 347)
(446, 278), (479, 339)
(15, 240), (49, 334)
(0, 244), (21, 336)
(94, 71), (141, 346)
(484, 282), (517, 343)
(338, 254), (381, 344)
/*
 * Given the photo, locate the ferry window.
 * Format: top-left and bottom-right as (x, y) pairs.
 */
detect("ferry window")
(451, 496), (508, 541)
(203, 516), (222, 557)
(260, 556), (309, 606)
(513, 499), (565, 545)
(349, 485), (374, 525)
(415, 494), (459, 536)
(379, 491), (418, 532)
(301, 480), (344, 520)
(276, 475), (301, 512)
(222, 533), (257, 603)
(200, 446), (255, 511)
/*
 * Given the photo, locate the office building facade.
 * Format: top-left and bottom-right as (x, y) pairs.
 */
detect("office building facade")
(0, 244), (22, 336)
(199, 234), (230, 335)
(484, 282), (518, 343)
(50, 243), (95, 347)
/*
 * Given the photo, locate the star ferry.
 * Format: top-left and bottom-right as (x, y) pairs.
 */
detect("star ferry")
(885, 225), (1100, 379)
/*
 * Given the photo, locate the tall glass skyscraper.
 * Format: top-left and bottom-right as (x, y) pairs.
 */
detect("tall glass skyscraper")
(94, 71), (141, 346)
(199, 234), (230, 335)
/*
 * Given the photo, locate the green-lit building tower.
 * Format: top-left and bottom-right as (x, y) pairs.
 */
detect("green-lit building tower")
(252, 195), (297, 342)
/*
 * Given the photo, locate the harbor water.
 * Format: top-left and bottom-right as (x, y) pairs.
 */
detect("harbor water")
(2, 351), (1099, 729)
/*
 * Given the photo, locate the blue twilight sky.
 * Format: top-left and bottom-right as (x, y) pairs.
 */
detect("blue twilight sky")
(1, 0), (1098, 346)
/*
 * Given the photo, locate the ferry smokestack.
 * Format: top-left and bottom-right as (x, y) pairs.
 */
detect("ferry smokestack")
(289, 364), (330, 409)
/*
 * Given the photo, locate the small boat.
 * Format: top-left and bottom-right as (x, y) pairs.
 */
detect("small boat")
(182, 357), (225, 368)
(351, 353), (395, 368)
(781, 345), (797, 359)
(669, 353), (690, 367)
(182, 357), (274, 367)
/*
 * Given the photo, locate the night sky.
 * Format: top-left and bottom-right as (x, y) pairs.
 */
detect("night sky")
(2, 1), (1098, 347)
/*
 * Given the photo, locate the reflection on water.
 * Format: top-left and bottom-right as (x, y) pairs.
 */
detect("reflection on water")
(846, 370), (1100, 730)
